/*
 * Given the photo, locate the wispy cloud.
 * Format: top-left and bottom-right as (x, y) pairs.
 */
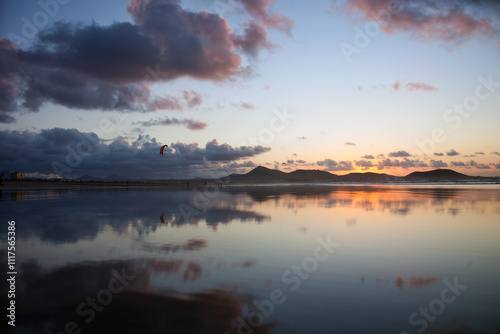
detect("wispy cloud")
(406, 82), (438, 92)
(337, 0), (498, 44)
(132, 117), (207, 130)
(345, 142), (356, 146)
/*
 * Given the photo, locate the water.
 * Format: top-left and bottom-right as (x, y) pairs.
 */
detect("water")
(1, 185), (499, 334)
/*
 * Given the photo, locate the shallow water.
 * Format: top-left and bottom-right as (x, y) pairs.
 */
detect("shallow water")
(1, 185), (500, 333)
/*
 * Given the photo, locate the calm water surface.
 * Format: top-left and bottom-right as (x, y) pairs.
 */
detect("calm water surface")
(1, 185), (499, 334)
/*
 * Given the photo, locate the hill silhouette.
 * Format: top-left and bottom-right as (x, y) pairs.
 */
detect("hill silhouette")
(227, 166), (492, 184)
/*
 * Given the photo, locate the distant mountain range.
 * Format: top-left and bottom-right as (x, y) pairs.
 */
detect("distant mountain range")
(227, 166), (498, 183)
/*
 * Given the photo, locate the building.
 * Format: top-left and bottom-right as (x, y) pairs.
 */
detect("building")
(11, 172), (25, 180)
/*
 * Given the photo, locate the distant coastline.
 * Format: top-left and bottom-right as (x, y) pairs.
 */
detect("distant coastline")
(1, 167), (499, 190)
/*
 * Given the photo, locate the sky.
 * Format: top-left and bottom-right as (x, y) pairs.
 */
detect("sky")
(0, 0), (499, 179)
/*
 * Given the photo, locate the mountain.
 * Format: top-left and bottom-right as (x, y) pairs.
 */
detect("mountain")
(229, 166), (288, 182)
(340, 172), (402, 183)
(404, 169), (476, 181)
(288, 169), (341, 182)
(226, 166), (485, 184)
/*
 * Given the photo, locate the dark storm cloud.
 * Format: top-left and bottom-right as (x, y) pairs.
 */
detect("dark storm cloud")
(0, 0), (293, 122)
(0, 128), (270, 178)
(336, 0), (499, 42)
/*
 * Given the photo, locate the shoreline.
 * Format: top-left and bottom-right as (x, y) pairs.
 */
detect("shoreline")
(1, 179), (499, 191)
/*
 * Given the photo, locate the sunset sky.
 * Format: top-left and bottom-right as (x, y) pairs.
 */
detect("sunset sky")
(1, 0), (499, 179)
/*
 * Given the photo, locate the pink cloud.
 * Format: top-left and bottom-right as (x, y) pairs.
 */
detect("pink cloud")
(341, 0), (496, 42)
(148, 96), (183, 111)
(236, 0), (294, 34)
(392, 80), (401, 91)
(232, 21), (277, 56)
(183, 90), (203, 107)
(406, 82), (438, 91)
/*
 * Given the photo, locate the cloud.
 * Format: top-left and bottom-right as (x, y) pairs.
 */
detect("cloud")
(345, 142), (356, 146)
(147, 96), (183, 111)
(183, 90), (203, 108)
(467, 160), (491, 169)
(377, 158), (428, 170)
(355, 160), (375, 169)
(475, 152), (485, 155)
(132, 117), (207, 130)
(392, 80), (401, 91)
(406, 82), (438, 91)
(232, 21), (278, 56)
(361, 154), (374, 159)
(446, 149), (460, 156)
(490, 163), (500, 169)
(430, 159), (448, 168)
(236, 102), (257, 110)
(337, 0), (498, 43)
(317, 159), (354, 171)
(0, 0), (292, 122)
(0, 128), (270, 179)
(297, 136), (307, 140)
(236, 0), (294, 34)
(391, 80), (437, 92)
(388, 150), (411, 158)
(433, 152), (444, 157)
(451, 161), (467, 167)
(491, 151), (500, 156)
(452, 160), (491, 169)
